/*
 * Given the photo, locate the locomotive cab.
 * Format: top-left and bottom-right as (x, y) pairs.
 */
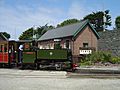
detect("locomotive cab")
(16, 40), (37, 69)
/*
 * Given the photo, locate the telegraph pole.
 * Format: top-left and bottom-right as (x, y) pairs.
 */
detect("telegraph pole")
(33, 25), (35, 40)
(103, 11), (106, 32)
(102, 0), (106, 32)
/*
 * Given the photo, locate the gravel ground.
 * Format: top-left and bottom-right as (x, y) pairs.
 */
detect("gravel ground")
(0, 69), (120, 90)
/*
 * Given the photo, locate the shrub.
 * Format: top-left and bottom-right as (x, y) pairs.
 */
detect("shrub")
(110, 57), (120, 64)
(80, 60), (92, 66)
(102, 52), (112, 63)
(81, 51), (112, 65)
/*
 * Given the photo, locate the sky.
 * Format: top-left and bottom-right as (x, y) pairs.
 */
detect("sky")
(0, 0), (120, 40)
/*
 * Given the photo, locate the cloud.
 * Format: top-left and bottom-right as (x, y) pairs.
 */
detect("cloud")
(56, 1), (93, 24)
(0, 0), (98, 40)
(67, 2), (91, 19)
(0, 0), (114, 40)
(0, 4), (64, 40)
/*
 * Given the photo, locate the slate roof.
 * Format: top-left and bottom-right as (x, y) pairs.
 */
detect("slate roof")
(16, 40), (33, 43)
(38, 20), (99, 41)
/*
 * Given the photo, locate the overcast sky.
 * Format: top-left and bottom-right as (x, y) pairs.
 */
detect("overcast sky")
(0, 0), (120, 40)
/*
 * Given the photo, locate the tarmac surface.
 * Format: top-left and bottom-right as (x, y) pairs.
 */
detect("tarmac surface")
(0, 68), (120, 90)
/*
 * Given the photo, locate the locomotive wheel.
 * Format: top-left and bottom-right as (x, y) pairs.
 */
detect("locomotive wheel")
(55, 63), (62, 71)
(8, 63), (12, 68)
(21, 64), (25, 70)
(34, 62), (39, 70)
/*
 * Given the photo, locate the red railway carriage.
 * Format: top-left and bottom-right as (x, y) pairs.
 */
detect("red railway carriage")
(0, 40), (17, 67)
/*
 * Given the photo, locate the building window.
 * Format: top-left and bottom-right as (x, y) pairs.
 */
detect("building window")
(66, 40), (70, 49)
(83, 43), (88, 48)
(45, 44), (49, 49)
(50, 43), (54, 49)
(47, 44), (50, 49)
(39, 45), (43, 49)
(54, 39), (61, 49)
(54, 41), (61, 49)
(63, 40), (70, 49)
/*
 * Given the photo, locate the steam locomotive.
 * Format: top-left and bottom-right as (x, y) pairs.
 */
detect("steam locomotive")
(0, 40), (75, 70)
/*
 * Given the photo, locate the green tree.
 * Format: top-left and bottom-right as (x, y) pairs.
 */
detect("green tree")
(57, 19), (80, 27)
(19, 25), (54, 40)
(1, 32), (10, 39)
(83, 10), (111, 32)
(37, 24), (55, 39)
(115, 16), (120, 29)
(19, 27), (33, 40)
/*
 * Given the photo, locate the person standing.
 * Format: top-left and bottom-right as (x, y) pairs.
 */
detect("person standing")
(19, 44), (23, 64)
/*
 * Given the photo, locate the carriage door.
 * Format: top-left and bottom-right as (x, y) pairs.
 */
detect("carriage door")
(4, 44), (8, 63)
(0, 44), (8, 63)
(9, 42), (16, 64)
(0, 44), (4, 63)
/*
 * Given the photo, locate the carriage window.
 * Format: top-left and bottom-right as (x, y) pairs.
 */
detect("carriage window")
(0, 45), (2, 52)
(4, 44), (7, 52)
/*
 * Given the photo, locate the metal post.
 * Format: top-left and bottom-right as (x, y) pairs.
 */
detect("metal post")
(102, 0), (106, 32)
(103, 11), (106, 32)
(33, 26), (34, 40)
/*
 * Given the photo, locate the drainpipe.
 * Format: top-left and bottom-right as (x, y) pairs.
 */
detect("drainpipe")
(72, 38), (74, 55)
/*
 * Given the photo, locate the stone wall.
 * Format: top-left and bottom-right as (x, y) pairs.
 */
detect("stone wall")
(98, 29), (120, 56)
